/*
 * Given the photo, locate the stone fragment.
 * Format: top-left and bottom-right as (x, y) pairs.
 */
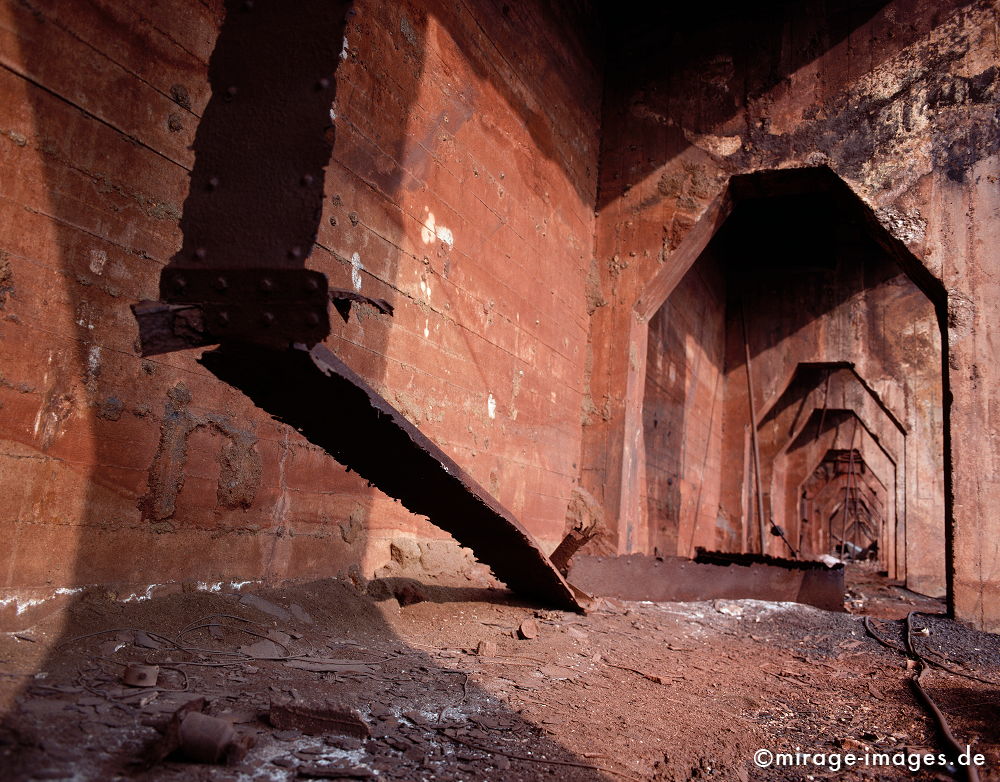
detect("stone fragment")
(270, 698), (370, 738)
(476, 640), (497, 656)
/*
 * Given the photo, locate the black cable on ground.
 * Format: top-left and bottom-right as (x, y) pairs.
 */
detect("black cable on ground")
(903, 612), (980, 782)
(864, 612), (980, 782)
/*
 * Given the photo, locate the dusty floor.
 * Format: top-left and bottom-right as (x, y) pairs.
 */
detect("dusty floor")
(1, 566), (998, 781)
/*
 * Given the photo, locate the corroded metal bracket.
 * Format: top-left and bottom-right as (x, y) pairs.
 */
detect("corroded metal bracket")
(133, 272), (394, 356)
(569, 552), (844, 612)
(134, 268), (331, 355)
(198, 342), (583, 612)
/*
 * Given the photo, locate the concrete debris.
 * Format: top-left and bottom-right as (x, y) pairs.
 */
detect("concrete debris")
(122, 663), (159, 687)
(148, 698), (252, 766)
(475, 640), (497, 657)
(517, 618), (539, 640)
(269, 698), (370, 738)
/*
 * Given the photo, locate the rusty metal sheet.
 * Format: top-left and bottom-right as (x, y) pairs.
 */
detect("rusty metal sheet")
(568, 552), (844, 612)
(198, 342), (582, 612)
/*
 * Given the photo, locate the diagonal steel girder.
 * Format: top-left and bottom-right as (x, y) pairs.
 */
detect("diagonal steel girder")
(199, 342), (581, 612)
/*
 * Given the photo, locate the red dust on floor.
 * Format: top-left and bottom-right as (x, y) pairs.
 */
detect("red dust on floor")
(0, 566), (997, 780)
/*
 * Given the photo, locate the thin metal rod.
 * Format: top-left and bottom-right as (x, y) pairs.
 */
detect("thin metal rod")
(741, 302), (768, 555)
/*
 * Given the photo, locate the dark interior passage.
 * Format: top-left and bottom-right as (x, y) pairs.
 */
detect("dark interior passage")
(639, 170), (946, 596)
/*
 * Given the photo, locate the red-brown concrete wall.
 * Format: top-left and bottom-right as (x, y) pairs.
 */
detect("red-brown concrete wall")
(582, 0), (1000, 628)
(641, 253), (726, 557)
(0, 0), (602, 627)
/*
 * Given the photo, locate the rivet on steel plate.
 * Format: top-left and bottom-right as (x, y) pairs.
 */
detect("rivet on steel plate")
(261, 312), (275, 326)
(316, 77), (331, 90)
(301, 174), (314, 186)
(173, 276), (187, 291)
(288, 246), (302, 259)
(194, 247), (208, 261)
(207, 176), (220, 191)
(305, 277), (320, 292)
(213, 276), (228, 291)
(259, 278), (274, 292)
(217, 311), (230, 326)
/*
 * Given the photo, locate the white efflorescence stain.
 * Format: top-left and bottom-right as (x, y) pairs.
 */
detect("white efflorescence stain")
(87, 345), (101, 374)
(121, 584), (160, 603)
(423, 319), (430, 339)
(0, 587), (83, 616)
(487, 393), (497, 419)
(420, 209), (455, 248)
(339, 35), (349, 60)
(89, 249), (107, 275)
(350, 252), (363, 291)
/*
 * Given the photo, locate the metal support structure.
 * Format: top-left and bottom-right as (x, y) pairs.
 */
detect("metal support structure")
(129, 0), (582, 611)
(198, 343), (581, 611)
(741, 302), (769, 554)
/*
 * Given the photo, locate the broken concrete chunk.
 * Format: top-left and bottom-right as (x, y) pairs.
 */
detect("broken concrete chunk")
(267, 629), (294, 646)
(476, 640), (498, 657)
(269, 698), (370, 738)
(146, 698), (252, 766)
(178, 711), (237, 764)
(123, 664), (159, 687)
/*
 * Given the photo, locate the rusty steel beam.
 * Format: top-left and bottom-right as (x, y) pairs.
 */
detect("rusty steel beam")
(199, 342), (582, 612)
(569, 552), (844, 612)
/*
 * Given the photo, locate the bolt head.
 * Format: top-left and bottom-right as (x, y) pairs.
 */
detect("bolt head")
(194, 247), (208, 261)
(259, 278), (274, 292)
(217, 311), (230, 326)
(213, 276), (228, 291)
(173, 275), (187, 290)
(301, 174), (315, 186)
(261, 312), (275, 326)
(207, 176), (220, 190)
(305, 277), (320, 292)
